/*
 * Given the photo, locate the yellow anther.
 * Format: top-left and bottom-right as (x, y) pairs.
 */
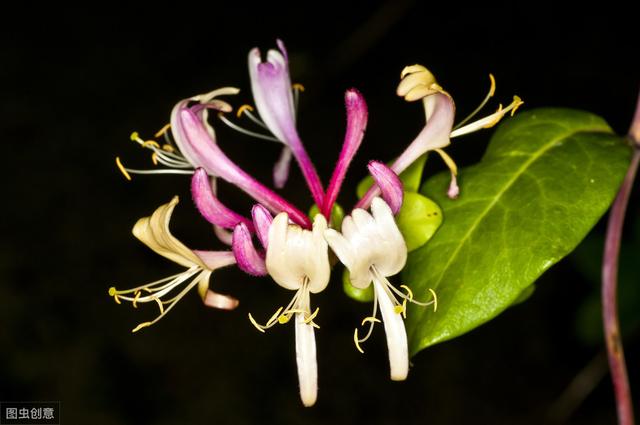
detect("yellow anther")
(154, 123), (171, 138)
(292, 83), (305, 92)
(162, 144), (175, 153)
(354, 329), (365, 354)
(304, 307), (320, 324)
(488, 74), (496, 97)
(265, 307), (284, 327)
(428, 288), (438, 312)
(113, 294), (121, 305)
(236, 104), (254, 118)
(151, 152), (159, 165)
(400, 284), (414, 301)
(510, 96), (524, 116)
(115, 157), (132, 181)
(248, 313), (266, 333)
(132, 291), (142, 308)
(401, 299), (407, 319)
(131, 321), (152, 333)
(142, 140), (161, 149)
(153, 296), (164, 314)
(361, 316), (381, 326)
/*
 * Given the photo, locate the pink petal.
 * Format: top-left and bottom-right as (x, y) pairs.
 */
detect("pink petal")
(321, 88), (368, 217)
(357, 93), (455, 210)
(178, 107), (311, 228)
(203, 290), (239, 310)
(273, 146), (293, 188)
(251, 204), (273, 249)
(191, 168), (253, 230)
(193, 250), (237, 270)
(232, 223), (267, 276)
(367, 161), (404, 214)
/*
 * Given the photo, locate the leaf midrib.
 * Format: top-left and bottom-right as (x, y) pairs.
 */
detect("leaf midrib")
(410, 124), (607, 346)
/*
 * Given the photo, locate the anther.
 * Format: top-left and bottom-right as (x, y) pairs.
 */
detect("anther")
(115, 157), (132, 181)
(354, 329), (365, 354)
(131, 321), (152, 333)
(292, 83), (305, 92)
(248, 313), (266, 333)
(154, 123), (172, 138)
(236, 104), (254, 118)
(428, 288), (438, 312)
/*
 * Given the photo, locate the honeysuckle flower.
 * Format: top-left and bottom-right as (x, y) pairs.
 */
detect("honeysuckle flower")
(248, 213), (330, 407)
(357, 65), (523, 208)
(244, 40), (325, 207)
(324, 197), (435, 380)
(109, 196), (238, 332)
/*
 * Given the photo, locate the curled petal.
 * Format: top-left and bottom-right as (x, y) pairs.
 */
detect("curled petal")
(251, 204), (273, 249)
(232, 223), (267, 276)
(191, 168), (253, 230)
(322, 88), (368, 217)
(132, 196), (203, 269)
(367, 161), (403, 215)
(356, 93), (455, 210)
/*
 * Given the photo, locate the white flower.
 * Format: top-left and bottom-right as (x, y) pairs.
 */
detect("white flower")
(248, 213), (330, 407)
(324, 197), (435, 381)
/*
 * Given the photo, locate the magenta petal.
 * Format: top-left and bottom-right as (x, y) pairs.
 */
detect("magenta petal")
(322, 88), (368, 216)
(357, 93), (455, 210)
(251, 204), (273, 249)
(191, 168), (254, 230)
(367, 161), (404, 214)
(178, 107), (311, 228)
(232, 223), (267, 276)
(193, 250), (237, 269)
(273, 146), (293, 188)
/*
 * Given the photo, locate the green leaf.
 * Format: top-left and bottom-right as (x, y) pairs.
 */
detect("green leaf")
(356, 154), (428, 198)
(396, 192), (442, 252)
(403, 108), (631, 355)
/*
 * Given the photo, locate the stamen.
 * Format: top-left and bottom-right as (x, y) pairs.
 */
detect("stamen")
(450, 95), (524, 138)
(248, 313), (267, 333)
(115, 157), (132, 181)
(453, 73), (497, 130)
(154, 123), (172, 138)
(162, 144), (175, 153)
(151, 152), (159, 165)
(400, 284), (414, 301)
(236, 104), (254, 118)
(303, 307), (320, 325)
(354, 329), (365, 354)
(217, 113), (280, 142)
(428, 288), (438, 312)
(132, 322), (152, 333)
(361, 316), (381, 326)
(266, 307), (285, 327)
(292, 83), (305, 92)
(142, 140), (161, 149)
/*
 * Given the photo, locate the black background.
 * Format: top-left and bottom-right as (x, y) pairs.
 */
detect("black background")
(1, 2), (638, 424)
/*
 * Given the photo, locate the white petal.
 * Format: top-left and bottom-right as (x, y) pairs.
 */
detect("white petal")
(373, 278), (408, 381)
(295, 312), (318, 407)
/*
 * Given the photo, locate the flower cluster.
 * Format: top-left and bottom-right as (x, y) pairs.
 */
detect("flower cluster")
(111, 40), (521, 406)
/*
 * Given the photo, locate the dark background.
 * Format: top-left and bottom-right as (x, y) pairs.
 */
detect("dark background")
(1, 2), (638, 424)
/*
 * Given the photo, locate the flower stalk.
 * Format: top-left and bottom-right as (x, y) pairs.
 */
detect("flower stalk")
(601, 90), (640, 425)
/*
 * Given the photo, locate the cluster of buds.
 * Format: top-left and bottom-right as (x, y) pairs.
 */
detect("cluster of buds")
(111, 40), (521, 406)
